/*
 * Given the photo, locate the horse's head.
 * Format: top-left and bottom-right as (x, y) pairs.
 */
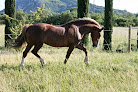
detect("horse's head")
(67, 18), (104, 47)
(91, 26), (104, 47)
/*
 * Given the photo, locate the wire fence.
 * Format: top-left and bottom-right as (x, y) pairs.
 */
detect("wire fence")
(0, 27), (138, 52)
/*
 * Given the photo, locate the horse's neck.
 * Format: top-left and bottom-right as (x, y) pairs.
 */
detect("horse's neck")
(79, 26), (91, 36)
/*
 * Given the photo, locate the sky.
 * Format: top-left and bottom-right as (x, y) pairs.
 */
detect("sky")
(0, 0), (138, 13)
(90, 0), (138, 13)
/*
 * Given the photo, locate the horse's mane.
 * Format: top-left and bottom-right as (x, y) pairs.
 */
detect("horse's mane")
(64, 17), (101, 27)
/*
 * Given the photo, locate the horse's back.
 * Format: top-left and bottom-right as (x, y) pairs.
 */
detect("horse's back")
(26, 23), (48, 44)
(26, 23), (68, 46)
(25, 23), (82, 47)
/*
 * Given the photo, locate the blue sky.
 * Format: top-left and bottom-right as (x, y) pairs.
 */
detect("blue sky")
(90, 0), (138, 13)
(0, 0), (138, 13)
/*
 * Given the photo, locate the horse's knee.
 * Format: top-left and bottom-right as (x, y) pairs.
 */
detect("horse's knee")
(31, 49), (41, 58)
(31, 49), (38, 55)
(23, 51), (27, 58)
(31, 50), (35, 54)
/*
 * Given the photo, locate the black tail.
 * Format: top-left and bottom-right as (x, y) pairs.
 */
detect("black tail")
(13, 33), (26, 49)
(13, 24), (30, 49)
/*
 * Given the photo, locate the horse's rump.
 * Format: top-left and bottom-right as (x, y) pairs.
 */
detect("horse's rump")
(13, 24), (30, 49)
(24, 23), (80, 47)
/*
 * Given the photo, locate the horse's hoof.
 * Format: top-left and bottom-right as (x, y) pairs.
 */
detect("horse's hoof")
(41, 64), (45, 67)
(40, 58), (46, 66)
(85, 62), (89, 66)
(19, 64), (24, 67)
(84, 56), (89, 66)
(41, 62), (46, 66)
(64, 61), (67, 64)
(84, 56), (88, 62)
(64, 59), (68, 64)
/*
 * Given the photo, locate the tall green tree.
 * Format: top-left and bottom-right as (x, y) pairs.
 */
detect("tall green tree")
(104, 0), (113, 50)
(77, 0), (89, 46)
(5, 0), (16, 46)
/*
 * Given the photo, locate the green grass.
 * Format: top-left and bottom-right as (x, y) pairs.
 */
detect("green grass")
(0, 25), (5, 47)
(0, 47), (138, 92)
(0, 25), (138, 91)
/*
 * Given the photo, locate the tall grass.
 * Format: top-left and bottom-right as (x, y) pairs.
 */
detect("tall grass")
(0, 25), (5, 47)
(0, 47), (138, 92)
(0, 25), (138, 91)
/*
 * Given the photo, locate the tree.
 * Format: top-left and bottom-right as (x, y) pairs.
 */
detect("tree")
(77, 0), (89, 46)
(5, 0), (16, 46)
(103, 0), (113, 50)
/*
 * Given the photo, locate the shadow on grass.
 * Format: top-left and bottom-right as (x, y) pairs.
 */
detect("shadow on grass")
(0, 63), (44, 72)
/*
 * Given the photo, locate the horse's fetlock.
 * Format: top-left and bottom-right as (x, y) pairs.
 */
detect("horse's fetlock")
(40, 58), (46, 66)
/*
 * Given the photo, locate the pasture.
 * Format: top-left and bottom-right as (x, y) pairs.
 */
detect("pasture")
(0, 25), (138, 92)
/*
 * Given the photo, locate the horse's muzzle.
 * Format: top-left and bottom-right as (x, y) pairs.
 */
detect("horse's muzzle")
(93, 42), (98, 47)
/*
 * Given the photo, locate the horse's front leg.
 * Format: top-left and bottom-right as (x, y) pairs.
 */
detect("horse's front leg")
(64, 46), (74, 64)
(76, 45), (89, 65)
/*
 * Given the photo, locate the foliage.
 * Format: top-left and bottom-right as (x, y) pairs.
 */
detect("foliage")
(78, 0), (89, 46)
(5, 0), (16, 46)
(1, 7), (137, 27)
(41, 10), (77, 25)
(0, 13), (5, 24)
(5, 14), (23, 35)
(104, 0), (113, 50)
(4, 5), (45, 39)
(89, 12), (104, 26)
(28, 5), (45, 24)
(77, 0), (89, 18)
(16, 9), (28, 24)
(114, 13), (138, 27)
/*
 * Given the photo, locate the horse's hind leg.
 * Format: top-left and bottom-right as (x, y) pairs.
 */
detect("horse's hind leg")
(31, 43), (45, 66)
(20, 44), (33, 66)
(76, 45), (88, 65)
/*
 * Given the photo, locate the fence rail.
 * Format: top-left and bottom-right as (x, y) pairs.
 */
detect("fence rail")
(128, 26), (138, 52)
(2, 27), (138, 52)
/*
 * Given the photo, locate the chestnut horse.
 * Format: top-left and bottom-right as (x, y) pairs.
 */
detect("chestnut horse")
(14, 18), (104, 66)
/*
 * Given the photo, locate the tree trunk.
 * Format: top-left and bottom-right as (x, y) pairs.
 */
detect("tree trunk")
(5, 0), (16, 47)
(103, 0), (113, 50)
(77, 0), (89, 46)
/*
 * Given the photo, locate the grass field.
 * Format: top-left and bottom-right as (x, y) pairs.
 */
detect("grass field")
(0, 25), (138, 92)
(0, 25), (5, 47)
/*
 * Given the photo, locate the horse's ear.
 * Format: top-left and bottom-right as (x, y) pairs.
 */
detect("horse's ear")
(99, 27), (104, 32)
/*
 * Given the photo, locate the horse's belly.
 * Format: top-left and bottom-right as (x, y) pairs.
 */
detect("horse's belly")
(44, 38), (68, 47)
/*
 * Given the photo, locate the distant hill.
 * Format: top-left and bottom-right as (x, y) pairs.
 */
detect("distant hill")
(1, 0), (131, 15)
(16, 0), (77, 13)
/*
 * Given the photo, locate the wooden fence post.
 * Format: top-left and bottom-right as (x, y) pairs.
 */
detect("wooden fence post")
(137, 30), (138, 49)
(128, 25), (131, 52)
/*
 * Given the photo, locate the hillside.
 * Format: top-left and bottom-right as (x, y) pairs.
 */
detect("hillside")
(1, 0), (131, 15)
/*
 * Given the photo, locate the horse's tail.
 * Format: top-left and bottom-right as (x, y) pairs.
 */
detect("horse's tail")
(13, 24), (30, 49)
(13, 33), (26, 49)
